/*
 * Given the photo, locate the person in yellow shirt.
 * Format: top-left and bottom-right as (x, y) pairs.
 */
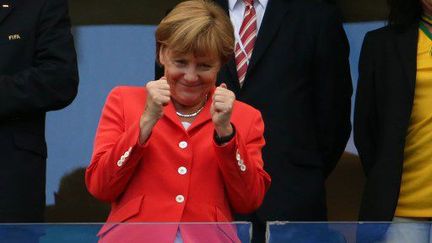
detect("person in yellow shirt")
(355, 0), (432, 242)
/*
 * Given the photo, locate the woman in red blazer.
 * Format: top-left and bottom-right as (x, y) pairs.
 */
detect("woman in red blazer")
(85, 1), (271, 242)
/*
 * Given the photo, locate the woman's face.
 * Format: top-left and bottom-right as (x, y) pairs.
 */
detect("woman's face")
(159, 47), (221, 108)
(422, 0), (432, 14)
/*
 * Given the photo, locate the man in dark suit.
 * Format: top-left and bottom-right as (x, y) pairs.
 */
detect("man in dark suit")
(0, 0), (78, 225)
(156, 0), (351, 241)
(213, 0), (351, 241)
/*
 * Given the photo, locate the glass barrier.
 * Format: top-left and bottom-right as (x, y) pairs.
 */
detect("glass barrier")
(267, 222), (432, 243)
(2, 222), (431, 242)
(0, 222), (251, 243)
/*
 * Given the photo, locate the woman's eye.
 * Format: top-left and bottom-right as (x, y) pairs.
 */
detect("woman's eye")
(174, 60), (186, 66)
(199, 64), (212, 69)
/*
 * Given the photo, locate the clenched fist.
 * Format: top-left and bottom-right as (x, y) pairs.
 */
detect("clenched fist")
(139, 77), (171, 144)
(210, 83), (235, 138)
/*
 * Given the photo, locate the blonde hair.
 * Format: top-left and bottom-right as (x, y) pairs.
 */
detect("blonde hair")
(156, 0), (234, 65)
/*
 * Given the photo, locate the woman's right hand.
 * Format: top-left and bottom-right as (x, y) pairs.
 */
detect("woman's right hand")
(139, 77), (171, 144)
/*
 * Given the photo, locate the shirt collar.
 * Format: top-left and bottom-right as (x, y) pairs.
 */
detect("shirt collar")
(228, 0), (268, 11)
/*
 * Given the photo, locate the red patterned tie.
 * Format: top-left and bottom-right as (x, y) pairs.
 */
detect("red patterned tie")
(235, 0), (257, 87)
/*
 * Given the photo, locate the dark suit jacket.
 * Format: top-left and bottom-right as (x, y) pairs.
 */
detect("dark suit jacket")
(214, 0), (352, 221)
(354, 24), (418, 221)
(0, 0), (78, 222)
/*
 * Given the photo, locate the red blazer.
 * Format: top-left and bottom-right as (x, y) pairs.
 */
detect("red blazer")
(85, 86), (271, 242)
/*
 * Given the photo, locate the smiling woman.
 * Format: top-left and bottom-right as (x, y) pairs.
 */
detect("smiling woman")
(154, 0), (233, 121)
(85, 0), (271, 242)
(159, 50), (220, 113)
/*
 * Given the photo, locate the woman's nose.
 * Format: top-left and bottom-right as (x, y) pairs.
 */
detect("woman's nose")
(184, 67), (199, 82)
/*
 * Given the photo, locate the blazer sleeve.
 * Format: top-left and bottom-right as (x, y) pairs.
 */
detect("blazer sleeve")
(313, 6), (352, 177)
(85, 87), (148, 202)
(354, 32), (377, 176)
(0, 0), (78, 119)
(213, 110), (271, 214)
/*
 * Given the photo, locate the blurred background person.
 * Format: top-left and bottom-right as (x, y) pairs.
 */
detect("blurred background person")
(86, 0), (270, 242)
(156, 1), (352, 241)
(355, 0), (432, 242)
(0, 0), (78, 241)
(0, 0), (78, 223)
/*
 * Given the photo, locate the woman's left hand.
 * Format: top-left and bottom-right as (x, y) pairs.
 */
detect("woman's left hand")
(211, 83), (235, 137)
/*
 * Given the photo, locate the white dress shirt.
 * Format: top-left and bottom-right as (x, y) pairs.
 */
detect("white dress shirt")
(228, 0), (268, 36)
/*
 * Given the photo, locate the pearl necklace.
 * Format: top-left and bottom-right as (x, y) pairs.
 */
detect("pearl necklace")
(176, 104), (205, 118)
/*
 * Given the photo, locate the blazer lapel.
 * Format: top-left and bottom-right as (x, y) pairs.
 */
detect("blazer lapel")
(214, 0), (229, 13)
(163, 89), (214, 133)
(216, 0), (291, 91)
(223, 55), (241, 93)
(0, 0), (12, 24)
(163, 101), (182, 128)
(394, 25), (418, 95)
(213, 0), (241, 93)
(246, 0), (291, 77)
(188, 98), (212, 132)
